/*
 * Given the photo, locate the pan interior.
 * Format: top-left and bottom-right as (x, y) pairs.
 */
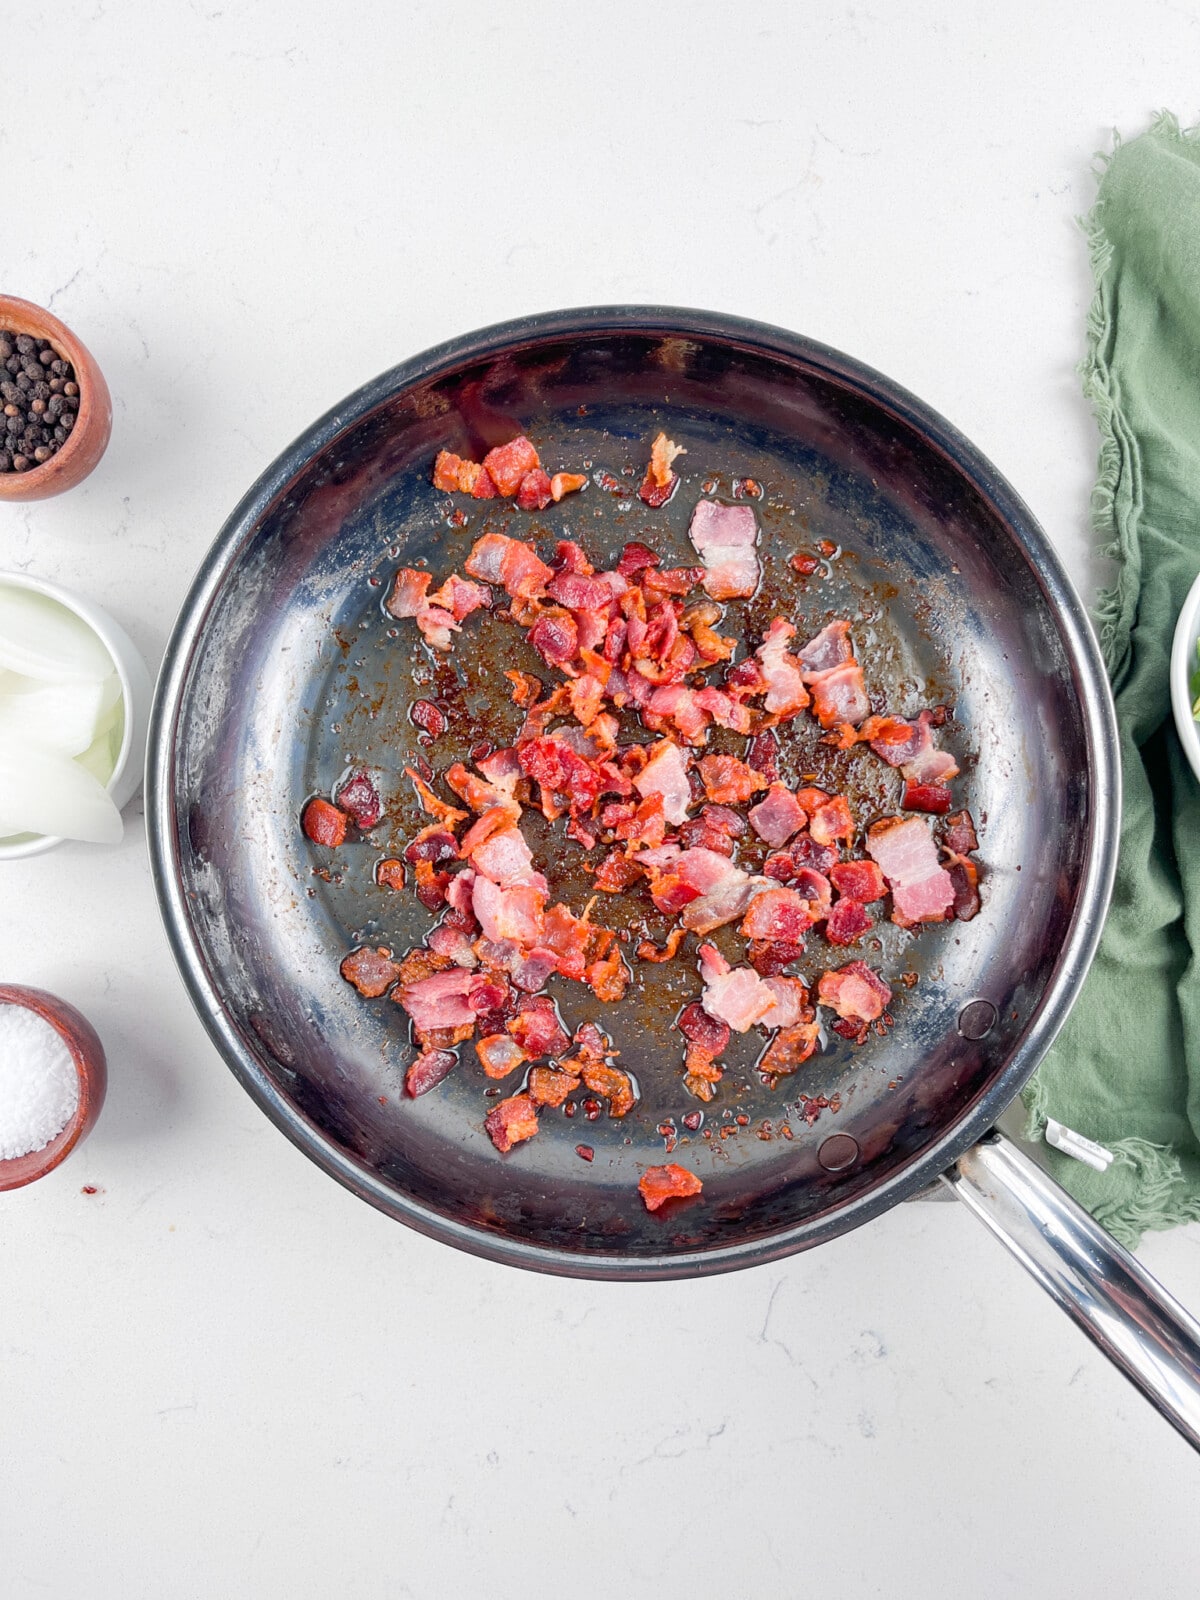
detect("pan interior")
(167, 324), (1095, 1266)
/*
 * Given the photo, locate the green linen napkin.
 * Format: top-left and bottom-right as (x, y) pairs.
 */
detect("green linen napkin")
(1022, 113), (1200, 1247)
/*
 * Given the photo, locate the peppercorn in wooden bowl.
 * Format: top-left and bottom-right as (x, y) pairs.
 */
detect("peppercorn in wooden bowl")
(0, 295), (112, 503)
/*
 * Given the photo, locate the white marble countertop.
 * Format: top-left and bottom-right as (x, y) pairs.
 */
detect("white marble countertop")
(4, 4), (1200, 1596)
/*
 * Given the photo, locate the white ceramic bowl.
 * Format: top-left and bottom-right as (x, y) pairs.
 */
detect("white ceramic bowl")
(0, 571), (153, 859)
(1171, 568), (1200, 786)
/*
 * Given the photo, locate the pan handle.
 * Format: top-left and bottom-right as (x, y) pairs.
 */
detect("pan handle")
(942, 1130), (1200, 1453)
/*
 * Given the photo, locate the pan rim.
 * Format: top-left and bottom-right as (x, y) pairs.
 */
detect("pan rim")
(146, 304), (1121, 1280)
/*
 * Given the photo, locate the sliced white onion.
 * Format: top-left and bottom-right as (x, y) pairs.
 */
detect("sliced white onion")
(0, 738), (123, 844)
(0, 586), (115, 683)
(75, 711), (124, 785)
(0, 673), (123, 758)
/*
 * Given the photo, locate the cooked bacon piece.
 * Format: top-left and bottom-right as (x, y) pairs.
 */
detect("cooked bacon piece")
(946, 855), (981, 921)
(527, 1066), (580, 1107)
(644, 683), (710, 744)
(759, 975), (811, 1030)
(790, 551), (821, 576)
(797, 619), (854, 676)
(682, 1048), (723, 1101)
(404, 824), (458, 865)
(825, 898), (873, 946)
(677, 814), (735, 857)
(505, 669), (543, 708)
(517, 468), (553, 511)
(808, 660), (870, 729)
(376, 857), (406, 891)
(866, 815), (955, 928)
(680, 599), (736, 665)
(414, 606), (460, 651)
(472, 876), (546, 945)
(903, 781), (953, 814)
(433, 450), (471, 492)
(519, 736), (604, 815)
(817, 960), (892, 1042)
(698, 942), (777, 1032)
(427, 573), (492, 622)
(406, 768), (469, 827)
(527, 609), (579, 669)
(485, 1093), (540, 1152)
(747, 938), (806, 975)
(748, 782), (807, 847)
(639, 1163), (703, 1211)
(639, 432), (685, 507)
(509, 946), (559, 992)
(507, 996), (570, 1058)
(808, 793), (854, 847)
(302, 796), (348, 847)
(482, 436), (541, 497)
(745, 729), (781, 783)
(759, 1019), (820, 1080)
(632, 739), (693, 825)
(688, 500), (760, 600)
(466, 822), (541, 889)
(587, 944), (629, 1002)
(538, 902), (597, 982)
(465, 532), (553, 599)
(677, 1000), (731, 1056)
(385, 568), (433, 619)
(943, 809), (979, 856)
(470, 467), (499, 499)
(601, 792), (667, 849)
(340, 946), (401, 998)
(545, 569), (614, 611)
(396, 968), (479, 1033)
(580, 1060), (636, 1117)
(591, 852), (640, 900)
(637, 925), (688, 963)
(680, 866), (770, 935)
(642, 566), (704, 603)
(445, 763), (521, 819)
(475, 1033), (527, 1079)
(698, 754), (766, 805)
(427, 924), (479, 967)
(551, 471), (588, 502)
(395, 946), (455, 988)
(644, 844), (736, 911)
(690, 686), (750, 732)
(405, 1049), (458, 1097)
(411, 699), (448, 740)
(335, 770), (382, 829)
(474, 747), (522, 799)
(740, 886), (820, 942)
(829, 859), (886, 902)
(755, 618), (810, 718)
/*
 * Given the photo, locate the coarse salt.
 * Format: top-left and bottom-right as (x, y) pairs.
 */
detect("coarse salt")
(0, 1002), (79, 1159)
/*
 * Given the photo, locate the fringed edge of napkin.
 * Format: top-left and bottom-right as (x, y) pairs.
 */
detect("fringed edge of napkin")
(1021, 112), (1200, 1247)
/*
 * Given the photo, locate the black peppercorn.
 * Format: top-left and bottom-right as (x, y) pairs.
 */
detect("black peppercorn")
(0, 329), (83, 471)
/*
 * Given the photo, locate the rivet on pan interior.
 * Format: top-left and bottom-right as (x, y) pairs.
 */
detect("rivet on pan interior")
(817, 1133), (859, 1171)
(958, 999), (998, 1040)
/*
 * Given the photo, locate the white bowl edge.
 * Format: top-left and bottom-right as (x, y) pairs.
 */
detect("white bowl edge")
(1170, 567), (1200, 785)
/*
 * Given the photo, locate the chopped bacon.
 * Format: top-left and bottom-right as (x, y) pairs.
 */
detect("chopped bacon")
(404, 824), (458, 865)
(946, 854), (981, 921)
(797, 620), (854, 676)
(396, 968), (480, 1033)
(680, 864), (768, 935)
(698, 942), (777, 1032)
(677, 1001), (731, 1056)
(406, 768), (468, 827)
(817, 960), (892, 1042)
(385, 568), (433, 619)
(411, 699), (448, 740)
(340, 946), (401, 997)
(748, 782), (807, 847)
(866, 815), (955, 928)
(755, 618), (810, 718)
(759, 975), (811, 1030)
(334, 770), (382, 829)
(829, 859), (886, 902)
(470, 466), (499, 499)
(587, 945), (629, 1002)
(688, 499), (760, 600)
(551, 471), (588, 502)
(808, 793), (854, 847)
(427, 573), (492, 622)
(633, 739), (693, 825)
(427, 924), (479, 967)
(825, 898), (873, 946)
(433, 450), (470, 492)
(591, 850), (640, 894)
(639, 432), (685, 506)
(808, 659), (870, 729)
(618, 541), (659, 577)
(740, 886), (820, 942)
(505, 669), (543, 708)
(482, 436), (540, 497)
(485, 1093), (540, 1152)
(903, 781), (953, 814)
(759, 1020), (820, 1080)
(376, 857), (406, 891)
(698, 754), (766, 805)
(517, 468), (553, 511)
(637, 925), (688, 963)
(405, 1049), (458, 1097)
(519, 736), (604, 816)
(527, 609), (579, 669)
(395, 947), (454, 988)
(747, 938), (806, 974)
(475, 1033), (527, 1079)
(943, 809), (979, 856)
(507, 996), (570, 1059)
(746, 729), (781, 783)
(302, 796), (348, 847)
(692, 686), (751, 732)
(527, 1066), (580, 1106)
(465, 532), (553, 599)
(510, 946), (560, 992)
(639, 1163), (702, 1211)
(580, 1060), (636, 1117)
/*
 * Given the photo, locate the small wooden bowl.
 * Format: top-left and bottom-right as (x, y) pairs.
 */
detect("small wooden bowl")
(0, 294), (112, 503)
(0, 984), (107, 1190)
